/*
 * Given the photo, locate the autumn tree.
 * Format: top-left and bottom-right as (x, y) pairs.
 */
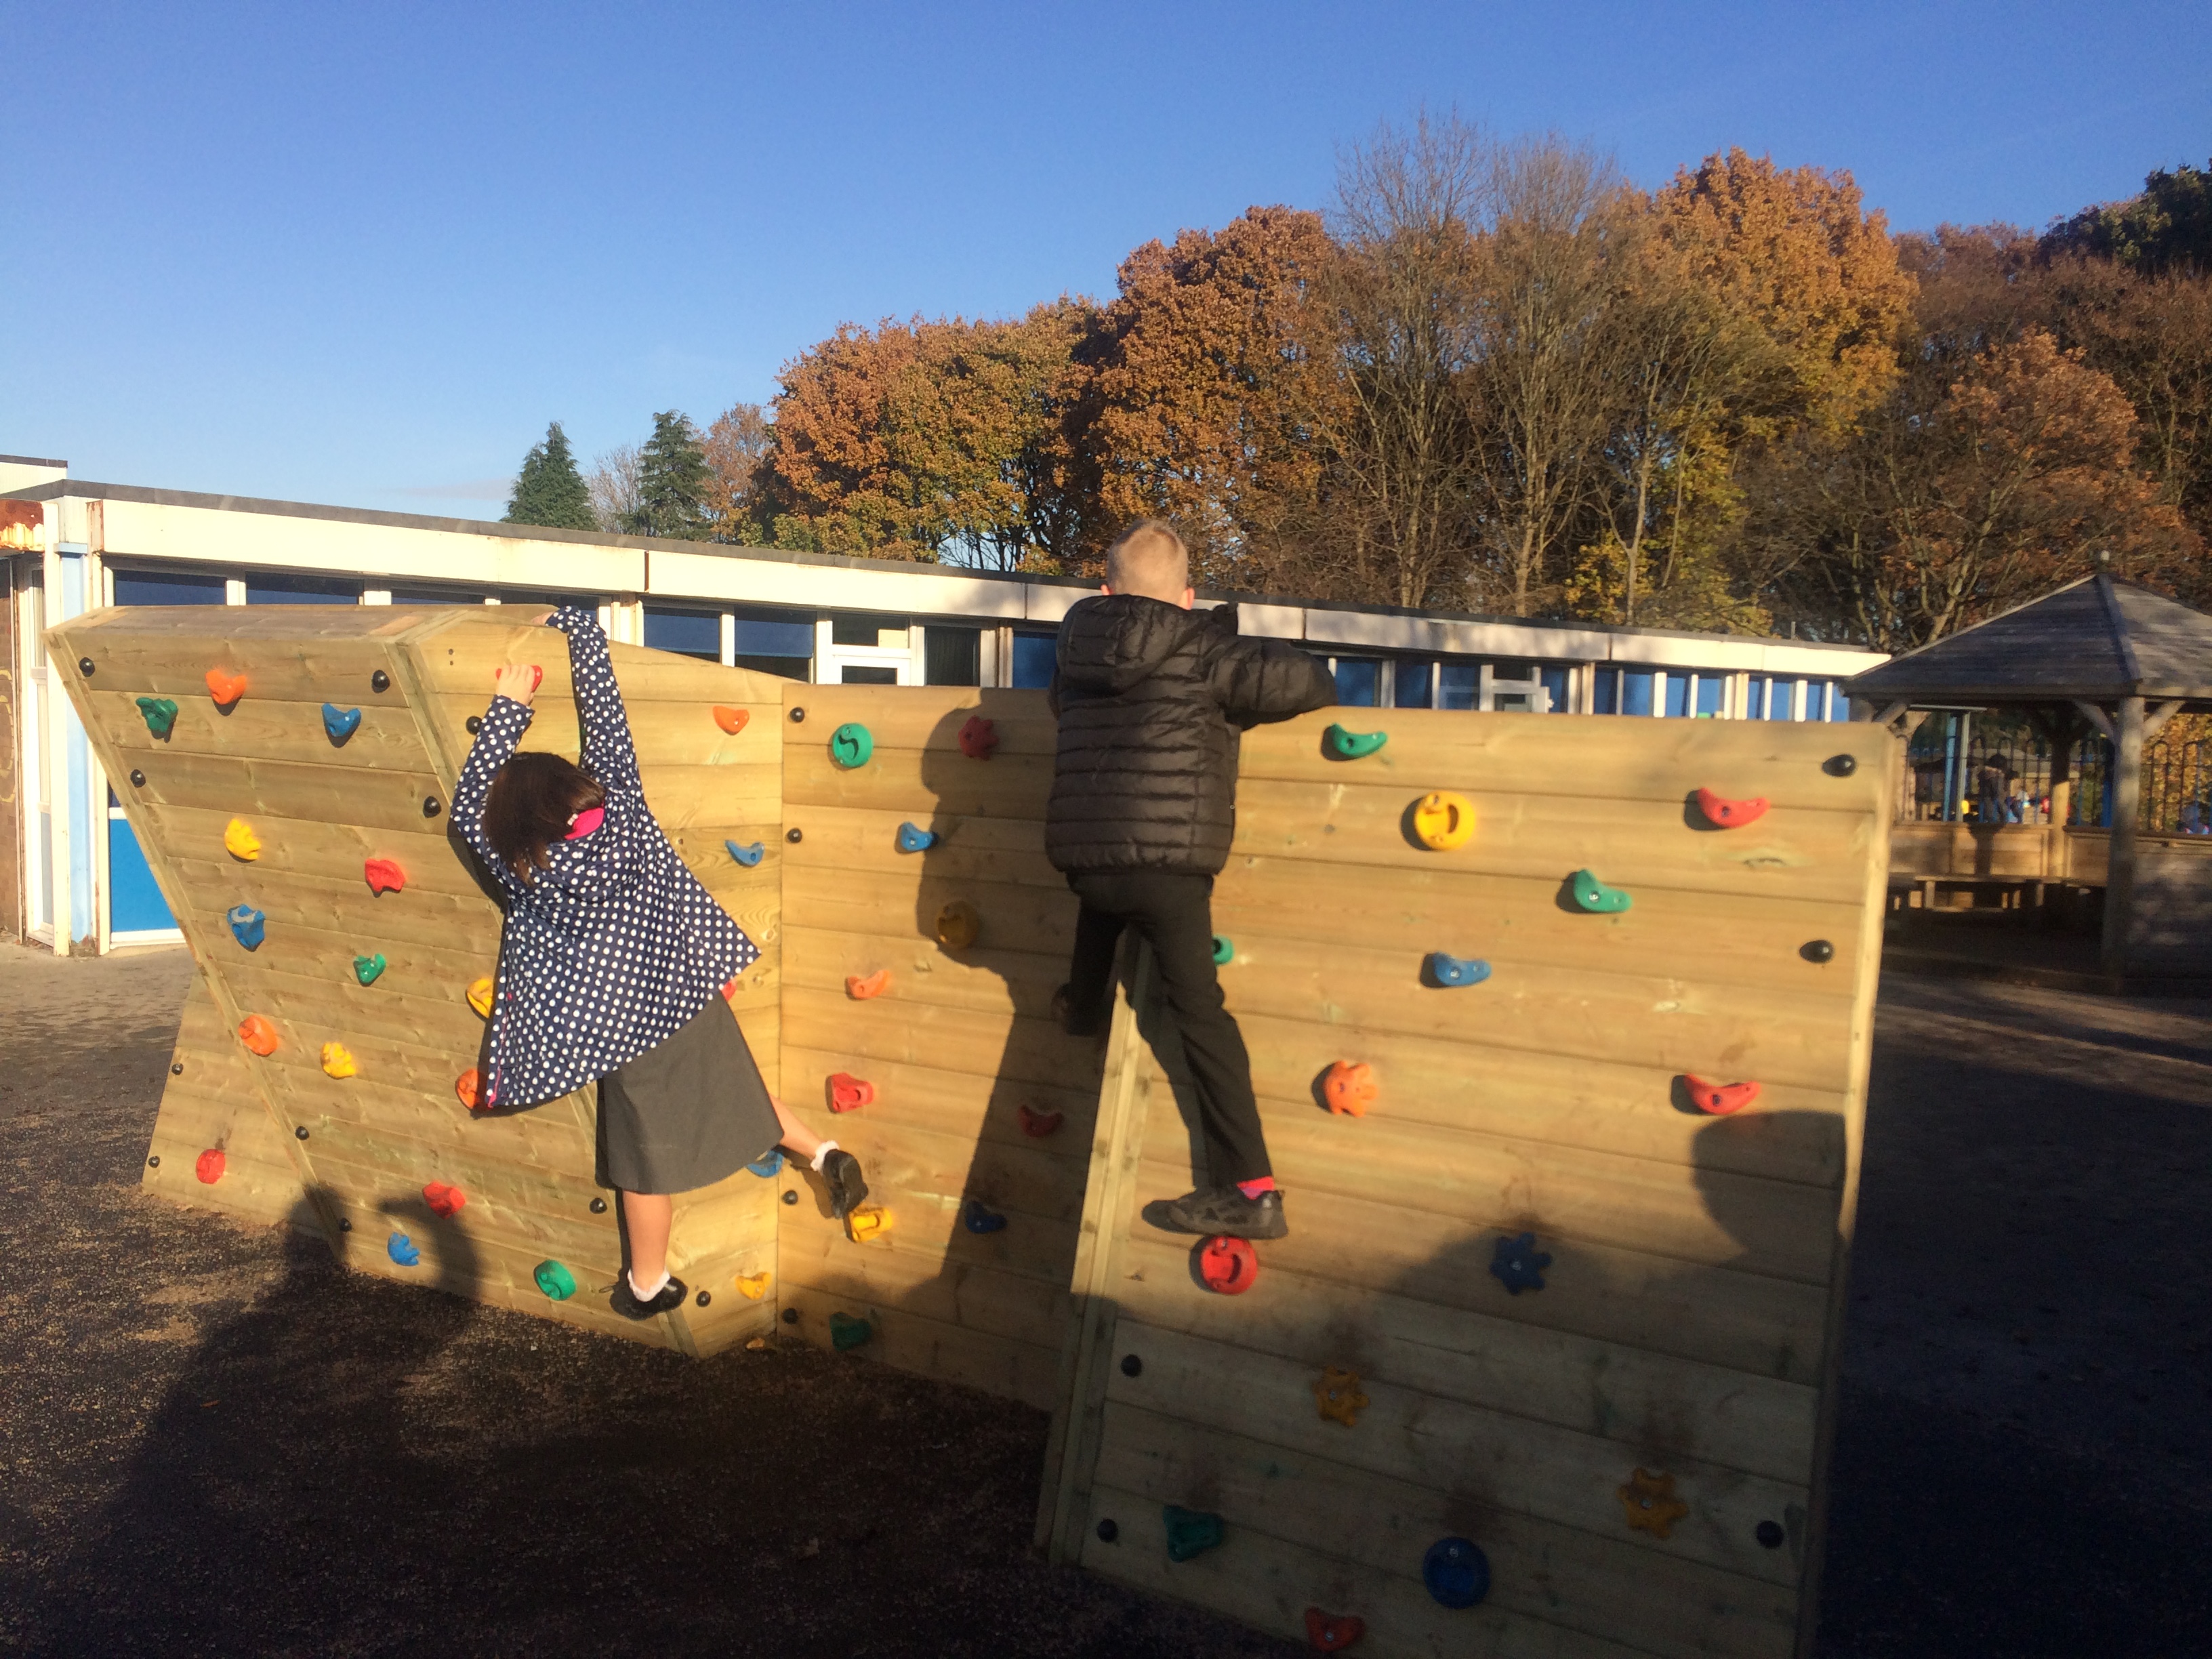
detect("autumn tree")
(503, 422), (595, 531)
(701, 402), (773, 544)
(628, 411), (712, 540)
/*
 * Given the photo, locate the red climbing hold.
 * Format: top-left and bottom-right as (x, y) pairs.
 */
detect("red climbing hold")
(712, 705), (750, 735)
(1304, 1608), (1366, 1652)
(1018, 1103), (1063, 1139)
(363, 858), (406, 895)
(1199, 1235), (1259, 1296)
(1682, 1073), (1761, 1115)
(1322, 1061), (1376, 1118)
(845, 969), (890, 1000)
(1694, 787), (1769, 828)
(194, 1148), (226, 1185)
(827, 1071), (876, 1113)
(422, 1181), (467, 1218)
(455, 1067), (484, 1110)
(958, 714), (999, 760)
(237, 1015), (280, 1056)
(720, 977), (739, 1002)
(203, 668), (247, 707)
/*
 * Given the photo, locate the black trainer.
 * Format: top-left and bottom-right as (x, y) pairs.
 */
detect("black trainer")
(611, 1273), (688, 1319)
(822, 1149), (869, 1220)
(1151, 1185), (1288, 1241)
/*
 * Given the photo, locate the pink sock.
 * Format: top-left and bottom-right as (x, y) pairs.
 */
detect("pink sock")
(1236, 1177), (1276, 1199)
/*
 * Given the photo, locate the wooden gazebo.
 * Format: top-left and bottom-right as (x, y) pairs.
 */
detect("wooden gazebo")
(1845, 573), (2212, 978)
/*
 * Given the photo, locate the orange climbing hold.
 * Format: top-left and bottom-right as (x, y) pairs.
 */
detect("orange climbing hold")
(203, 668), (247, 707)
(466, 976), (495, 1018)
(845, 969), (890, 1000)
(363, 858), (406, 895)
(827, 1072), (876, 1113)
(712, 705), (750, 735)
(1303, 1608), (1366, 1652)
(1694, 787), (1769, 828)
(320, 1042), (358, 1079)
(1618, 1468), (1689, 1538)
(1322, 1061), (1376, 1117)
(455, 1067), (483, 1109)
(237, 1015), (280, 1056)
(1313, 1366), (1369, 1427)
(1199, 1235), (1259, 1295)
(194, 1148), (226, 1185)
(1681, 1074), (1761, 1115)
(958, 714), (999, 759)
(422, 1181), (467, 1218)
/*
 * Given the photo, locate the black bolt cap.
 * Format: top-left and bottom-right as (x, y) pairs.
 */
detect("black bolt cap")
(171, 1062), (184, 1075)
(782, 1189), (799, 1205)
(786, 827), (803, 844)
(782, 1307), (800, 1324)
(789, 707), (806, 723)
(1824, 754), (1857, 777)
(1095, 1519), (1118, 1543)
(1757, 1519), (1785, 1549)
(1801, 939), (1836, 964)
(590, 1197), (607, 1214)
(146, 1155), (160, 1168)
(466, 715), (481, 735)
(339, 1218), (352, 1232)
(422, 796), (442, 817)
(696, 1290), (712, 1307)
(295, 1126), (310, 1140)
(129, 769), (146, 787)
(78, 657), (95, 675)
(1120, 1354), (1143, 1377)
(371, 670), (390, 693)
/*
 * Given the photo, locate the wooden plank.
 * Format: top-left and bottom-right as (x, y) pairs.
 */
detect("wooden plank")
(781, 802), (1068, 889)
(779, 684), (1059, 756)
(779, 1042), (1101, 1159)
(143, 974), (312, 1225)
(783, 745), (1059, 820)
(777, 1281), (1062, 1409)
(782, 991), (1099, 1097)
(783, 923), (1069, 1013)
(781, 864), (1078, 958)
(769, 1109), (1092, 1235)
(123, 747), (457, 836)
(80, 688), (437, 775)
(775, 1215), (1073, 1348)
(146, 801), (505, 900)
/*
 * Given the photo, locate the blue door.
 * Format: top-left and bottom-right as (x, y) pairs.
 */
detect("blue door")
(108, 805), (176, 933)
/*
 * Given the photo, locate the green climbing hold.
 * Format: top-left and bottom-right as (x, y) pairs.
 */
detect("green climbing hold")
(1323, 723), (1388, 760)
(830, 723), (874, 769)
(1164, 1504), (1225, 1561)
(830, 1311), (874, 1351)
(533, 1259), (576, 1300)
(352, 953), (387, 985)
(1211, 936), (1234, 965)
(135, 696), (179, 740)
(1569, 869), (1633, 914)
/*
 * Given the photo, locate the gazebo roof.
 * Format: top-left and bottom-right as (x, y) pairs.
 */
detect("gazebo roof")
(1843, 574), (2212, 707)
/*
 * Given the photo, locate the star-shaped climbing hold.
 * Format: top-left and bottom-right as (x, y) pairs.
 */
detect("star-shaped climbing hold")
(1313, 1366), (1369, 1427)
(1490, 1231), (1551, 1294)
(1618, 1468), (1689, 1539)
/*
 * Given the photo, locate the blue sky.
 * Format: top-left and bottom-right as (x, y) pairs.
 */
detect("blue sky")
(5, 1), (2207, 518)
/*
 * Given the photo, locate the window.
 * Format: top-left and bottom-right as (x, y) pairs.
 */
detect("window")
(114, 570), (224, 606)
(1334, 658), (1382, 707)
(924, 626), (981, 687)
(1010, 632), (1057, 689)
(1807, 678), (1851, 722)
(1541, 666), (1570, 714)
(390, 588), (488, 606)
(840, 665), (898, 685)
(1696, 674), (1725, 718)
(642, 607), (720, 661)
(1437, 663), (1478, 711)
(247, 574), (359, 604)
(1395, 661), (1433, 708)
(733, 607), (814, 680)
(832, 613), (909, 647)
(1594, 668), (1657, 716)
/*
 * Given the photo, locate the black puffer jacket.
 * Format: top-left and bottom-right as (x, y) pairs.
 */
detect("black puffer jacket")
(1046, 595), (1337, 874)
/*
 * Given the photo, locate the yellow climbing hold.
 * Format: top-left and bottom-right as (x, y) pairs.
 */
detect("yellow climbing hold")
(320, 1042), (358, 1080)
(224, 818), (262, 861)
(934, 900), (980, 950)
(846, 1205), (893, 1244)
(735, 1271), (772, 1300)
(1411, 792), (1477, 851)
(466, 976), (495, 1019)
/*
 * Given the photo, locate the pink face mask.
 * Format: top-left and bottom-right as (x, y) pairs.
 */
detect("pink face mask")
(565, 804), (605, 840)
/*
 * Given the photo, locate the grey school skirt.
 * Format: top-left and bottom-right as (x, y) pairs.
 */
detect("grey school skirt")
(596, 996), (781, 1195)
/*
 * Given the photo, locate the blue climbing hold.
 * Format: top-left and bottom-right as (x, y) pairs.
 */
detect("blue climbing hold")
(1425, 951), (1490, 987)
(322, 703), (363, 745)
(387, 1231), (421, 1267)
(746, 1149), (786, 1178)
(1164, 1505), (1225, 1562)
(227, 905), (266, 950)
(1490, 1231), (1552, 1295)
(1423, 1536), (1490, 1608)
(964, 1200), (1007, 1234)
(725, 839), (765, 867)
(896, 822), (937, 853)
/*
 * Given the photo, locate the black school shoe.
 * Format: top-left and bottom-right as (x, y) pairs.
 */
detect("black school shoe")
(1052, 983), (1108, 1038)
(1151, 1185), (1288, 1240)
(611, 1273), (688, 1319)
(822, 1149), (869, 1220)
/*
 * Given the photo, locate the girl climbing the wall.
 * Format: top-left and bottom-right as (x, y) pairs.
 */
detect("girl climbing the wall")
(454, 606), (868, 1319)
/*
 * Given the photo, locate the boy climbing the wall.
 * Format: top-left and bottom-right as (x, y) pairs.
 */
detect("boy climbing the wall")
(1047, 520), (1336, 1240)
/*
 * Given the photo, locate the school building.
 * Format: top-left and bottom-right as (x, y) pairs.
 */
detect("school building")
(0, 453), (1886, 954)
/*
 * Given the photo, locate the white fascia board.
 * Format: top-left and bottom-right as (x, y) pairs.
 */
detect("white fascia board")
(1300, 608), (1612, 659)
(96, 499), (647, 594)
(1755, 642), (1891, 676)
(1023, 583), (1094, 625)
(1235, 602), (1307, 640)
(1603, 632), (1885, 674)
(648, 548), (1032, 620)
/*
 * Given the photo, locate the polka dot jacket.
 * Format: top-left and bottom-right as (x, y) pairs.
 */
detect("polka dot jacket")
(453, 607), (757, 1109)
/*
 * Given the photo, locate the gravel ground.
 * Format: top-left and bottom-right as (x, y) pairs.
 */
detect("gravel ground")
(1, 941), (2206, 1656)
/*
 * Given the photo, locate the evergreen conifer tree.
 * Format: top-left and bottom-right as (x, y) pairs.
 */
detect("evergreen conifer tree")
(502, 422), (596, 530)
(628, 411), (712, 539)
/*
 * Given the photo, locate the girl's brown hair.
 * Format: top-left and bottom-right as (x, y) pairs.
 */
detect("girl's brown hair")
(481, 752), (607, 882)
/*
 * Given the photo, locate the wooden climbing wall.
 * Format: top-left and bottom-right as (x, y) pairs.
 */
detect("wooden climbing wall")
(1044, 709), (1892, 1659)
(52, 605), (786, 1356)
(773, 685), (1104, 1405)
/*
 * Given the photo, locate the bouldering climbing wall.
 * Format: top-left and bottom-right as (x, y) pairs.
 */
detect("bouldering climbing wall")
(1043, 710), (1893, 1659)
(51, 605), (786, 1355)
(773, 685), (1104, 1406)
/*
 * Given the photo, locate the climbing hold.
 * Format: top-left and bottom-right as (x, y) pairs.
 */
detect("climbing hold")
(320, 1042), (358, 1080)
(746, 1149), (786, 1179)
(846, 1206), (893, 1243)
(1681, 1074), (1761, 1116)
(223, 819), (262, 861)
(725, 839), (765, 867)
(1313, 1366), (1369, 1427)
(1425, 952), (1490, 987)
(1801, 939), (1835, 964)
(533, 1259), (575, 1300)
(712, 704), (750, 735)
(827, 1072), (876, 1113)
(363, 858), (406, 895)
(1411, 790), (1477, 851)
(422, 1181), (466, 1218)
(466, 976), (495, 1017)
(387, 1232), (420, 1267)
(895, 821), (937, 853)
(1303, 1609), (1366, 1652)
(720, 978), (740, 1002)
(237, 1015), (280, 1056)
(1198, 1235), (1259, 1296)
(194, 1149), (226, 1185)
(829, 722), (873, 768)
(352, 953), (387, 986)
(321, 703), (363, 745)
(958, 714), (999, 759)
(845, 969), (890, 1000)
(1211, 936), (1234, 966)
(1569, 869), (1633, 914)
(735, 1271), (772, 1300)
(935, 900), (980, 949)
(1757, 1519), (1786, 1549)
(1490, 1231), (1553, 1294)
(203, 668), (247, 708)
(226, 905), (266, 949)
(830, 1311), (873, 1350)
(1422, 1537), (1491, 1608)
(964, 1200), (1008, 1235)
(1618, 1469), (1689, 1539)
(136, 696), (179, 740)
(1322, 723), (1387, 760)
(1694, 787), (1769, 828)
(1163, 1505), (1225, 1562)
(1018, 1104), (1063, 1138)
(1322, 1061), (1376, 1118)
(455, 1068), (483, 1110)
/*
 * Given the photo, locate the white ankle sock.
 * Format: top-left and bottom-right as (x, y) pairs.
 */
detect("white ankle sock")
(628, 1269), (669, 1300)
(810, 1140), (839, 1172)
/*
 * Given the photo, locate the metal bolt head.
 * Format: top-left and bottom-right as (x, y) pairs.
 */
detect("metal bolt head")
(422, 796), (442, 817)
(295, 1126), (310, 1141)
(466, 715), (481, 735)
(590, 1197), (607, 1214)
(1824, 754), (1858, 777)
(695, 1290), (711, 1307)
(129, 769), (146, 788)
(786, 828), (803, 844)
(1801, 939), (1836, 964)
(77, 657), (95, 676)
(1120, 1354), (1142, 1378)
(171, 1062), (184, 1075)
(781, 1189), (799, 1205)
(789, 707), (806, 723)
(147, 1155), (160, 1168)
(371, 670), (390, 693)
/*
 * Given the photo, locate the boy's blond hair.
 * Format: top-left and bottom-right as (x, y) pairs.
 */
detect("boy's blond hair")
(1104, 520), (1191, 602)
